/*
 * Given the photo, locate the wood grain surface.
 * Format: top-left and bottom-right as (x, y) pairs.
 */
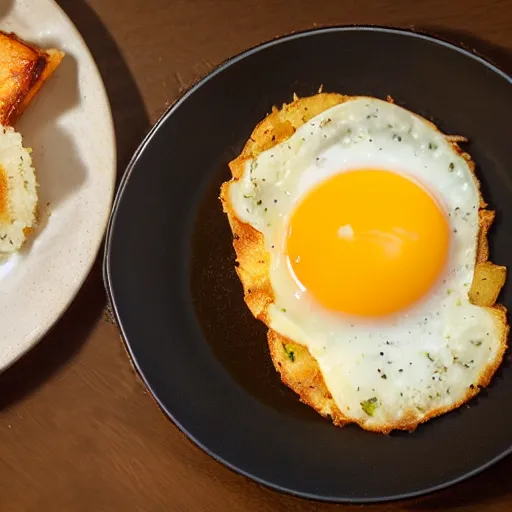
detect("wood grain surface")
(1, 0), (512, 510)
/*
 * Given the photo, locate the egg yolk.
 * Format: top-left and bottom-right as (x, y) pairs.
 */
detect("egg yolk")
(286, 169), (450, 316)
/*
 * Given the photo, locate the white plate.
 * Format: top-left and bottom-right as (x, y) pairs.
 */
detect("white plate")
(0, 0), (116, 370)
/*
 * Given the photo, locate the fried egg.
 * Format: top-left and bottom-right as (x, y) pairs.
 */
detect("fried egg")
(0, 125), (37, 258)
(221, 94), (508, 432)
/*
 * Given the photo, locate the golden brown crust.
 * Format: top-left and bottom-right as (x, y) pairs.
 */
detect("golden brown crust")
(229, 93), (350, 181)
(220, 92), (508, 433)
(0, 31), (64, 126)
(219, 185), (274, 321)
(267, 330), (348, 426)
(0, 164), (8, 223)
(476, 210), (494, 263)
(470, 262), (507, 307)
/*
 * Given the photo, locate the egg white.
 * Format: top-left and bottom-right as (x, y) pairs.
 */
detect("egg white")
(229, 97), (505, 429)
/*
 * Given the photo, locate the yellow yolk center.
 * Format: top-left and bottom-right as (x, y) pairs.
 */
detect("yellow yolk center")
(286, 169), (450, 316)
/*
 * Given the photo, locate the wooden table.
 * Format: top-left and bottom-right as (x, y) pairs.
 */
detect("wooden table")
(1, 0), (511, 510)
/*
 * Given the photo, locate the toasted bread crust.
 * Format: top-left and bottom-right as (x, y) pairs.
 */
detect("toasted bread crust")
(220, 93), (508, 433)
(0, 31), (64, 126)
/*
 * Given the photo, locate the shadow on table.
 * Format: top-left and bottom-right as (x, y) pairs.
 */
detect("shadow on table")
(57, 0), (151, 177)
(0, 1), (150, 408)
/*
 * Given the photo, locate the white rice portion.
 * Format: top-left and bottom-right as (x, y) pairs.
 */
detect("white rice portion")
(0, 125), (38, 255)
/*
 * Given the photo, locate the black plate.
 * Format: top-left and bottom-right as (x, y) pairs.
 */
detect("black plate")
(104, 26), (512, 503)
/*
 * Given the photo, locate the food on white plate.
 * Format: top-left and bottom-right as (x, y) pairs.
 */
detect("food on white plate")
(0, 126), (37, 256)
(0, 31), (64, 258)
(220, 92), (508, 433)
(0, 31), (64, 125)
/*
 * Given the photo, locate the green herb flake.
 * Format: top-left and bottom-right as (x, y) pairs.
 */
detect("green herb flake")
(426, 352), (434, 362)
(281, 307), (287, 312)
(282, 343), (295, 362)
(449, 162), (455, 171)
(456, 298), (462, 306)
(429, 142), (438, 150)
(360, 397), (379, 416)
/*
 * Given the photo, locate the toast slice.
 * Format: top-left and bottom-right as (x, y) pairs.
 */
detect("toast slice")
(0, 31), (64, 125)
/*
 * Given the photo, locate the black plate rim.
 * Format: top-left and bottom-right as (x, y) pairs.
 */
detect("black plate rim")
(104, 25), (512, 504)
